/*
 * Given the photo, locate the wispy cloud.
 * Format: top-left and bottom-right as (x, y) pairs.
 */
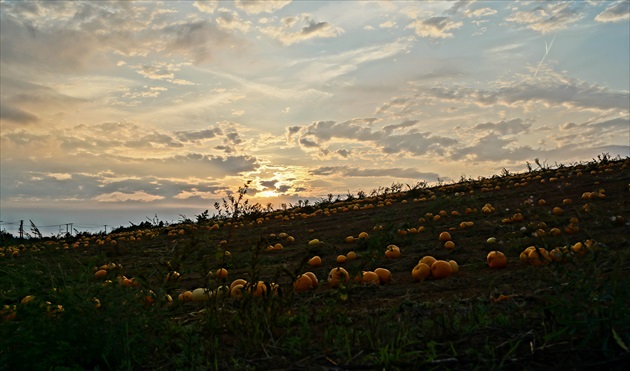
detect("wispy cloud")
(407, 16), (463, 38)
(310, 166), (439, 181)
(287, 118), (458, 158)
(234, 0), (291, 15)
(94, 191), (165, 203)
(594, 1), (629, 23)
(260, 14), (343, 45)
(506, 2), (584, 34)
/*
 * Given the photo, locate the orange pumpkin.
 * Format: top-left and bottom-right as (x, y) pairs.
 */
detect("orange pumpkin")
(293, 275), (314, 292)
(419, 256), (437, 267)
(385, 245), (401, 259)
(94, 269), (108, 279)
(361, 271), (381, 286)
(215, 268), (229, 279)
(327, 267), (350, 288)
(412, 263), (431, 282)
(374, 268), (392, 284)
(438, 231), (452, 242)
(303, 272), (319, 288)
(486, 251), (507, 269)
(431, 260), (453, 279)
(308, 256), (322, 267)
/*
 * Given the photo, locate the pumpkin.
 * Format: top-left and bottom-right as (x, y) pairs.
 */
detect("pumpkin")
(419, 255), (437, 267)
(448, 260), (459, 273)
(94, 269), (108, 279)
(215, 268), (229, 279)
(308, 256), (322, 267)
(327, 267), (350, 288)
(385, 245), (401, 259)
(431, 260), (453, 279)
(361, 271), (381, 285)
(249, 281), (267, 297)
(230, 278), (248, 291)
(178, 290), (193, 302)
(230, 284), (244, 298)
(412, 263), (431, 282)
(192, 288), (213, 302)
(374, 268), (392, 284)
(486, 251), (507, 269)
(293, 275), (314, 292)
(438, 231), (452, 242)
(303, 272), (319, 288)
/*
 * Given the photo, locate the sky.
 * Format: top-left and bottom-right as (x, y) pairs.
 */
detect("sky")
(1, 0), (629, 236)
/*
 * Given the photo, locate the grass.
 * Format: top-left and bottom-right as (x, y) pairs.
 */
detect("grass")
(1, 155), (630, 370)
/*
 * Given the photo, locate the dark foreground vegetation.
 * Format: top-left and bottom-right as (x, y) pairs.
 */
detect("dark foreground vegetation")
(1, 155), (629, 370)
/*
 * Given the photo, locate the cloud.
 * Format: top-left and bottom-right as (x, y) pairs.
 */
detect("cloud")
(94, 191), (165, 203)
(286, 37), (414, 84)
(506, 2), (583, 33)
(0, 76), (87, 127)
(216, 8), (251, 32)
(54, 122), (188, 153)
(192, 0), (219, 14)
(587, 117), (629, 131)
(446, 0), (475, 16)
(260, 14), (343, 45)
(130, 62), (194, 86)
(0, 102), (39, 125)
(2, 121), (259, 181)
(382, 120), (419, 134)
(465, 7), (498, 18)
(125, 132), (184, 149)
(55, 122), (252, 158)
(452, 115), (630, 164)
(176, 127), (223, 142)
(225, 131), (243, 145)
(0, 121), (262, 211)
(404, 68), (629, 114)
(595, 1), (629, 23)
(173, 191), (212, 201)
(288, 118), (458, 157)
(0, 10), (100, 73)
(335, 149), (350, 158)
(379, 20), (397, 29)
(234, 0), (291, 15)
(164, 20), (242, 64)
(299, 137), (320, 148)
(452, 132), (536, 163)
(125, 153), (259, 179)
(310, 166), (440, 181)
(472, 119), (532, 136)
(407, 16), (463, 39)
(375, 96), (417, 118)
(550, 117), (630, 148)
(260, 179), (278, 189)
(0, 1), (247, 73)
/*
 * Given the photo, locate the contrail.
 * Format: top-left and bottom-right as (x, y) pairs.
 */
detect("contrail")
(534, 32), (557, 78)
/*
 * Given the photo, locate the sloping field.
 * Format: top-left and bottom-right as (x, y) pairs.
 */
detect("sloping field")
(1, 156), (629, 370)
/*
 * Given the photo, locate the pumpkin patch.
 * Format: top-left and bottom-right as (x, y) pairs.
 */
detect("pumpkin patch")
(1, 156), (628, 369)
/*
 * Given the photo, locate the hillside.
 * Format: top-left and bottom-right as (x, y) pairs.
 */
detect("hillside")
(1, 155), (629, 370)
